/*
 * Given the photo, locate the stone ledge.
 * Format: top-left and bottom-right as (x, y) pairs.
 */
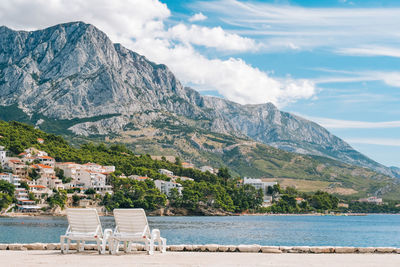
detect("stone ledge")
(1, 244), (399, 253)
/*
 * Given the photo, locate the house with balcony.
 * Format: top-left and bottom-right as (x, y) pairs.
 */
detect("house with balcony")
(154, 180), (183, 196)
(0, 146), (6, 168)
(7, 159), (28, 178)
(0, 172), (21, 187)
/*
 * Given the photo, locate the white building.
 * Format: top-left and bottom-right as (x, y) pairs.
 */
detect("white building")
(200, 166), (216, 174)
(0, 146), (6, 168)
(0, 172), (21, 187)
(242, 177), (277, 195)
(36, 155), (55, 167)
(358, 197), (383, 205)
(159, 169), (174, 177)
(55, 162), (114, 193)
(128, 175), (150, 182)
(22, 147), (48, 157)
(154, 180), (183, 196)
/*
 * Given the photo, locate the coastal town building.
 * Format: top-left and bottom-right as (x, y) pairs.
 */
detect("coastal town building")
(242, 177), (277, 195)
(0, 146), (6, 168)
(128, 175), (150, 182)
(7, 159), (28, 178)
(55, 162), (114, 193)
(159, 169), (174, 177)
(36, 155), (55, 167)
(29, 185), (52, 201)
(358, 197), (383, 205)
(173, 176), (194, 182)
(200, 166), (217, 174)
(0, 172), (21, 187)
(154, 180), (183, 196)
(22, 147), (48, 158)
(181, 162), (194, 169)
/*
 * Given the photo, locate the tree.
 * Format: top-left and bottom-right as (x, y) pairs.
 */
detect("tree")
(217, 167), (231, 185)
(0, 180), (15, 209)
(72, 195), (80, 207)
(47, 190), (67, 209)
(175, 157), (182, 166)
(29, 168), (41, 180)
(85, 188), (96, 195)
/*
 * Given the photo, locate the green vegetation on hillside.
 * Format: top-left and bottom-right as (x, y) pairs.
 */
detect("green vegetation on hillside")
(0, 180), (14, 209)
(0, 121), (261, 213)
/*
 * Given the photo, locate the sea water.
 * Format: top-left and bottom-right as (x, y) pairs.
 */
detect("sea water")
(0, 215), (399, 247)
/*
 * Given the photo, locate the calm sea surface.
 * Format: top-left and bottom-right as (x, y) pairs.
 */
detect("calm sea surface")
(1, 215), (399, 247)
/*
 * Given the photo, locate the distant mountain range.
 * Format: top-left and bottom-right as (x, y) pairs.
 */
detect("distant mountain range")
(0, 21), (398, 181)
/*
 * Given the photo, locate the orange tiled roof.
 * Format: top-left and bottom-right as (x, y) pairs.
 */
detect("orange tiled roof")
(33, 164), (53, 169)
(38, 155), (54, 160)
(29, 185), (46, 188)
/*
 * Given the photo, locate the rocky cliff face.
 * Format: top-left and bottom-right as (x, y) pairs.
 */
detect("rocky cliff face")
(0, 22), (396, 177)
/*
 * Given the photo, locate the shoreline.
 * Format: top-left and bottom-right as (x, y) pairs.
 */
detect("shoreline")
(0, 243), (399, 254)
(1, 212), (399, 218)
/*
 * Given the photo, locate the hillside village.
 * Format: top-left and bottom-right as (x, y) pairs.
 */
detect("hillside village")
(2, 139), (277, 213)
(0, 121), (395, 215)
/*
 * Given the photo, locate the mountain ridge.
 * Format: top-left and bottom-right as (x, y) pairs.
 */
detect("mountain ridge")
(0, 21), (397, 178)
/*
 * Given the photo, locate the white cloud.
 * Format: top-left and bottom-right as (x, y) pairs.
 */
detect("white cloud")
(0, 0), (316, 107)
(315, 71), (400, 88)
(189, 12), (207, 22)
(336, 46), (400, 58)
(346, 138), (400, 147)
(301, 116), (400, 129)
(194, 0), (400, 54)
(167, 24), (258, 52)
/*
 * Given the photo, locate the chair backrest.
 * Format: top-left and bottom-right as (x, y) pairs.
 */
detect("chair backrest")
(113, 208), (150, 235)
(66, 208), (102, 234)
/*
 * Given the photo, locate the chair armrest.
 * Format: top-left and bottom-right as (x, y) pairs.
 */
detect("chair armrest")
(101, 228), (113, 254)
(142, 225), (150, 238)
(151, 228), (161, 240)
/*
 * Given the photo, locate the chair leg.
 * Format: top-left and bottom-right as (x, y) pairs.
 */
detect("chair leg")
(60, 236), (65, 254)
(80, 241), (85, 252)
(97, 239), (101, 254)
(103, 229), (112, 255)
(148, 238), (154, 255)
(66, 239), (71, 254)
(123, 241), (128, 253)
(161, 238), (166, 253)
(113, 240), (120, 255)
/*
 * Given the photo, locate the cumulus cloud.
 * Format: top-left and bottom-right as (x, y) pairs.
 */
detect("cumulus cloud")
(0, 0), (316, 107)
(189, 12), (207, 22)
(167, 24), (258, 52)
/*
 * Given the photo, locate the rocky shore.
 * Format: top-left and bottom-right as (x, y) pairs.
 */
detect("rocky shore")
(1, 243), (399, 254)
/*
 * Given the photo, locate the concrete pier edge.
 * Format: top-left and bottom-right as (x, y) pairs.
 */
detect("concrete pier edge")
(0, 243), (399, 253)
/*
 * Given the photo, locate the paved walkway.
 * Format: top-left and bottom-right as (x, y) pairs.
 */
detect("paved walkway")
(1, 251), (399, 267)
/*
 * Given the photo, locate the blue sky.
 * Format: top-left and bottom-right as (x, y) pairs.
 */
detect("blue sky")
(0, 0), (399, 167)
(160, 0), (400, 167)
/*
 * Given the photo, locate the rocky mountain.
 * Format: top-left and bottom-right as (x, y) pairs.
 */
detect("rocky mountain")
(0, 21), (397, 179)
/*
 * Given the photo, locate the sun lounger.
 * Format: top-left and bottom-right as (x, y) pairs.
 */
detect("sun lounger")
(109, 208), (166, 255)
(60, 208), (112, 254)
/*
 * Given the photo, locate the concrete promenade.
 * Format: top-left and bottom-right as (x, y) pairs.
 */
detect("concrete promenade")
(1, 251), (400, 267)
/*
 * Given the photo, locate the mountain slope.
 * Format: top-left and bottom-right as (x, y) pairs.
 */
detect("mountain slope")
(0, 21), (397, 178)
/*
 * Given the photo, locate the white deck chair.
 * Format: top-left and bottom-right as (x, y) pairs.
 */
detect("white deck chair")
(109, 208), (166, 255)
(60, 208), (112, 254)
